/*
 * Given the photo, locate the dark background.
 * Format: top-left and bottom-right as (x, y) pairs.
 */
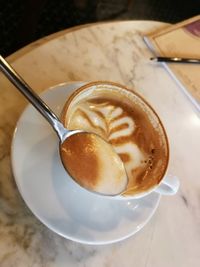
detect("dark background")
(0, 0), (199, 56)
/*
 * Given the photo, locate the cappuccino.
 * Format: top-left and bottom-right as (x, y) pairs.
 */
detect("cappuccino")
(61, 82), (169, 196)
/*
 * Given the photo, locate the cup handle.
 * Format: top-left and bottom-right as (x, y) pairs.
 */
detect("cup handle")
(155, 174), (180, 195)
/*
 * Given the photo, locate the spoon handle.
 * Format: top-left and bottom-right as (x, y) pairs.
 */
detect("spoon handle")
(0, 55), (65, 140)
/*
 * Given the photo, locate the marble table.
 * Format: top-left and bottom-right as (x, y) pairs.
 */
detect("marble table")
(0, 20), (200, 267)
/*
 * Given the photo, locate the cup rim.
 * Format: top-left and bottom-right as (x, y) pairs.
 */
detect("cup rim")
(61, 80), (170, 199)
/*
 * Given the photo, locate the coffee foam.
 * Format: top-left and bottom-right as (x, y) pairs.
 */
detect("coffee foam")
(60, 132), (128, 196)
(61, 83), (169, 196)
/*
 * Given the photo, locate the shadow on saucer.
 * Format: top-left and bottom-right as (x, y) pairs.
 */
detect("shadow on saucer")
(52, 150), (121, 232)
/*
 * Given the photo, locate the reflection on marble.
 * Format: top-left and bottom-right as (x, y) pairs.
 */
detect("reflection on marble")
(0, 21), (200, 266)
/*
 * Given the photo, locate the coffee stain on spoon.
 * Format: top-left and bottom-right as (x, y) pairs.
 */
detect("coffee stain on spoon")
(60, 132), (128, 196)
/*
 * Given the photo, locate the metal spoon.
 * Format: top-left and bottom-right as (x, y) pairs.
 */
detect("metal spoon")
(0, 55), (128, 196)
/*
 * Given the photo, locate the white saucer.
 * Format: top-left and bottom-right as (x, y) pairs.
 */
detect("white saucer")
(11, 82), (160, 245)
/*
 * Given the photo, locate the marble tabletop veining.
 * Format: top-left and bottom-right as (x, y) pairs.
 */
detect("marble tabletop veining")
(0, 21), (200, 267)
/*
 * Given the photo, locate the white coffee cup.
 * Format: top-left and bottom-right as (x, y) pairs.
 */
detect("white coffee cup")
(61, 81), (180, 200)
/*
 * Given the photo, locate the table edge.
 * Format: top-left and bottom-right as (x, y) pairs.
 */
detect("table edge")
(7, 20), (170, 63)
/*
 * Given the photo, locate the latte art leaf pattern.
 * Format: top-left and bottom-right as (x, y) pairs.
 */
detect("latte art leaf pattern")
(77, 100), (135, 140)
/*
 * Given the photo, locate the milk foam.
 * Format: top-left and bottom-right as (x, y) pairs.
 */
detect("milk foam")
(91, 135), (128, 195)
(109, 117), (135, 139)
